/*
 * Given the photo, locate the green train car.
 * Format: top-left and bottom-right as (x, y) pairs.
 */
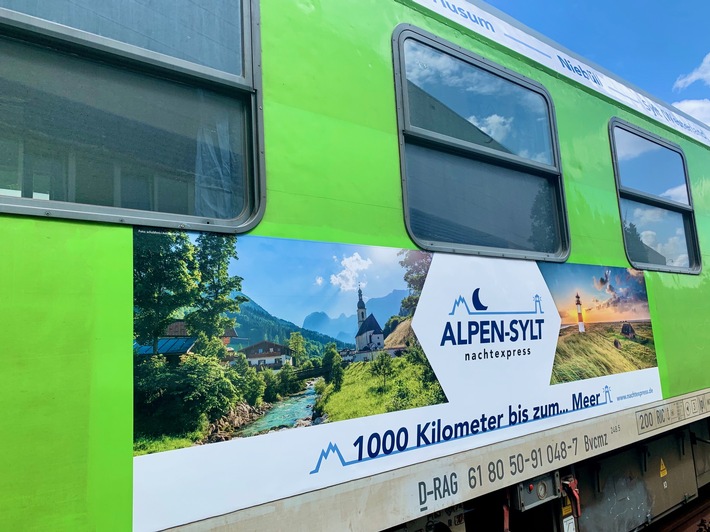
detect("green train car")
(1, 1), (709, 530)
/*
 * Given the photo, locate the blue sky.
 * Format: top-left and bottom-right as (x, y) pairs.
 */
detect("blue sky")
(231, 236), (408, 326)
(482, 0), (710, 125)
(537, 263), (650, 324)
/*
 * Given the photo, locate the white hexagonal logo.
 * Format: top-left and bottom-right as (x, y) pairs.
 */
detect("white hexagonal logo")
(412, 254), (561, 406)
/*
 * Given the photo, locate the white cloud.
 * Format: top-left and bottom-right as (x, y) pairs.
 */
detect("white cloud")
(627, 268), (644, 279)
(615, 128), (661, 161)
(673, 52), (710, 91)
(632, 207), (665, 225)
(518, 149), (550, 164)
(468, 113), (513, 143)
(366, 246), (401, 264)
(669, 254), (689, 267)
(330, 252), (372, 291)
(672, 99), (710, 126)
(639, 229), (689, 268)
(657, 236), (689, 268)
(640, 230), (657, 247)
(314, 276), (323, 286)
(406, 43), (506, 96)
(660, 184), (689, 204)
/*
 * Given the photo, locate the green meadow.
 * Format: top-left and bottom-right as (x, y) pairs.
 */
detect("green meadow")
(133, 432), (204, 456)
(317, 356), (446, 422)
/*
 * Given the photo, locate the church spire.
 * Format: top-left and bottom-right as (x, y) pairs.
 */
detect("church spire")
(357, 284), (366, 327)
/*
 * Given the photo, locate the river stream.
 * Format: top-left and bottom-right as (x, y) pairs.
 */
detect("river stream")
(237, 382), (317, 437)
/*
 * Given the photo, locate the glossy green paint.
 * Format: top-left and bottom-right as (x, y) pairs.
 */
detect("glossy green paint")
(259, 0), (710, 398)
(0, 2), (707, 528)
(0, 216), (132, 531)
(255, 0), (409, 247)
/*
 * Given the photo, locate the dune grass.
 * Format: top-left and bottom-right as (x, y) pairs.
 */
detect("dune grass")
(551, 322), (656, 384)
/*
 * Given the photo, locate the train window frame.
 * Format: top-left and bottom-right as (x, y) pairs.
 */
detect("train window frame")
(0, 1), (265, 233)
(392, 25), (570, 261)
(609, 118), (701, 274)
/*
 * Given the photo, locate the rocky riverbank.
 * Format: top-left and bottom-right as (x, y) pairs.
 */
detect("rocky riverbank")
(206, 402), (272, 443)
(205, 382), (327, 441)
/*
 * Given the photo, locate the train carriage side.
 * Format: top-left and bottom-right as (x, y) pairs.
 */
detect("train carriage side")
(260, 0), (710, 401)
(248, 1), (710, 527)
(0, 0), (709, 531)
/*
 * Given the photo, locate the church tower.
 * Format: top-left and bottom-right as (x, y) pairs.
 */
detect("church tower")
(355, 285), (385, 353)
(357, 285), (366, 329)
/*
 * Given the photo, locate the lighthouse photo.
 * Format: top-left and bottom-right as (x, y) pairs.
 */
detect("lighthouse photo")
(575, 293), (585, 333)
(537, 263), (657, 385)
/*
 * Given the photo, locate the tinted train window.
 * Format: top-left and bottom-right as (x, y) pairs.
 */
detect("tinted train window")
(610, 119), (700, 273)
(393, 26), (569, 260)
(0, 1), (262, 232)
(0, 0), (245, 76)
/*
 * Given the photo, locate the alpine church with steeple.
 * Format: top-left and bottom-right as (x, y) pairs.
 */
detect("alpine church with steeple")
(355, 285), (384, 351)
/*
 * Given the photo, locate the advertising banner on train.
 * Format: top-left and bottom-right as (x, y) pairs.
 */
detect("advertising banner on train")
(132, 230), (661, 530)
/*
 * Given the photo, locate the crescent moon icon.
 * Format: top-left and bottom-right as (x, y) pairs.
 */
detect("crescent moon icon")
(472, 288), (488, 311)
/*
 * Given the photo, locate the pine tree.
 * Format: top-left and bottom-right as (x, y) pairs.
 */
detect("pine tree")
(288, 332), (307, 366)
(398, 249), (432, 315)
(134, 231), (197, 355)
(186, 233), (248, 339)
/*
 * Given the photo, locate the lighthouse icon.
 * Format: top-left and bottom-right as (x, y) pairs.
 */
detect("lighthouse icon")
(576, 293), (585, 333)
